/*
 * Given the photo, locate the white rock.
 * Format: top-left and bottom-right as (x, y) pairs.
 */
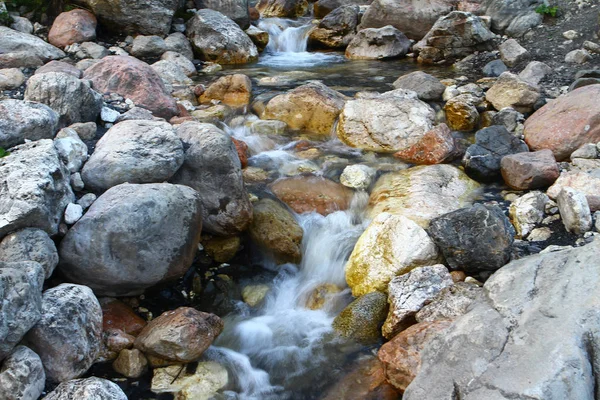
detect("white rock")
(101, 107), (120, 123)
(54, 128), (89, 173)
(70, 172), (85, 191)
(565, 49), (592, 64)
(340, 164), (376, 190)
(562, 30), (578, 40)
(527, 227), (552, 242)
(64, 203), (83, 225)
(151, 362), (228, 399)
(557, 188), (592, 234)
(0, 68), (26, 90)
(509, 191), (549, 238)
(10, 17), (34, 34)
(518, 61), (552, 86)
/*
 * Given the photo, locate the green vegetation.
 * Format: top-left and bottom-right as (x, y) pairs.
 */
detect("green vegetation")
(535, 4), (559, 18)
(0, 147), (10, 158)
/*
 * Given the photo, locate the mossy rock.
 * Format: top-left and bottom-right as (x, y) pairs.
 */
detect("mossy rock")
(332, 291), (388, 343)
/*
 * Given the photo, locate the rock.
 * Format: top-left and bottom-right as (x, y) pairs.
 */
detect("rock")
(571, 144), (598, 160)
(337, 89), (435, 153)
(314, 0), (369, 18)
(500, 149), (559, 190)
(345, 25), (410, 60)
(164, 32), (194, 61)
(48, 9), (97, 48)
(444, 94), (480, 132)
(26, 284), (102, 382)
(403, 239), (600, 400)
(491, 107), (524, 133)
(368, 165), (481, 227)
(256, 0), (309, 17)
(241, 284), (270, 307)
(414, 12), (497, 64)
(112, 349), (148, 378)
(84, 56), (178, 119)
(63, 203), (83, 225)
(392, 71), (446, 101)
(24, 72), (102, 126)
(0, 262), (44, 361)
(186, 9), (258, 64)
(346, 213), (440, 297)
(565, 49), (591, 64)
(518, 60), (552, 86)
(359, 0), (456, 40)
(44, 377), (127, 400)
(378, 320), (452, 393)
(69, 121), (97, 140)
(481, 0), (543, 37)
(416, 282), (482, 323)
(482, 59), (507, 77)
(100, 106), (120, 123)
(134, 307), (223, 362)
(72, 41), (109, 59)
(498, 38), (529, 67)
(547, 171), (600, 212)
(251, 119), (288, 135)
(0, 52), (43, 69)
(0, 229), (58, 279)
(0, 68), (25, 90)
(394, 124), (456, 165)
(161, 51), (196, 77)
(100, 298), (147, 336)
(54, 128), (88, 173)
(262, 82), (346, 136)
(557, 188), (592, 235)
(462, 125), (529, 182)
(195, 0), (250, 29)
(0, 99), (59, 149)
(246, 25), (269, 51)
(322, 357), (399, 400)
(270, 175), (352, 215)
(200, 74), (252, 107)
(308, 5), (359, 49)
(0, 346), (45, 400)
(73, 0), (178, 36)
(429, 204), (515, 274)
(82, 120), (184, 191)
(202, 235), (241, 262)
(77, 193), (97, 210)
(171, 122), (252, 236)
(131, 35), (167, 58)
(485, 72), (540, 113)
(524, 85), (600, 161)
(35, 61), (82, 78)
(382, 265), (453, 339)
(509, 191), (548, 238)
(150, 361), (228, 399)
(0, 140), (74, 237)
(9, 17), (33, 34)
(0, 26), (65, 61)
(249, 198), (303, 264)
(332, 291), (388, 343)
(340, 164), (376, 190)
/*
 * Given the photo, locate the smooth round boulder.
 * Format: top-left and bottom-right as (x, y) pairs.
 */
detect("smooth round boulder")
(392, 71), (446, 101)
(0, 99), (59, 149)
(59, 183), (204, 296)
(0, 228), (58, 279)
(0, 26), (65, 62)
(48, 9), (97, 48)
(44, 377), (127, 400)
(345, 26), (411, 60)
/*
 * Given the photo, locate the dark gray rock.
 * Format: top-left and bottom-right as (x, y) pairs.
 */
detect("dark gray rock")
(0, 26), (65, 61)
(0, 99), (59, 150)
(392, 71), (446, 101)
(462, 125), (529, 181)
(428, 204), (515, 274)
(44, 377), (127, 400)
(482, 59), (508, 77)
(195, 0), (250, 29)
(0, 346), (45, 400)
(0, 228), (59, 279)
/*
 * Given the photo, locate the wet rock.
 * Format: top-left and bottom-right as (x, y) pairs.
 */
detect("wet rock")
(135, 307), (223, 362)
(172, 122), (253, 236)
(256, 0), (309, 18)
(498, 38), (529, 67)
(270, 175), (353, 215)
(0, 26), (65, 62)
(0, 346), (45, 400)
(100, 298), (147, 336)
(340, 164), (376, 190)
(48, 9), (97, 48)
(113, 349), (148, 378)
(0, 99), (59, 149)
(382, 265), (453, 339)
(509, 191), (548, 238)
(84, 55), (178, 119)
(200, 74), (252, 107)
(429, 204), (515, 274)
(308, 5), (359, 49)
(82, 120), (184, 191)
(161, 51), (196, 77)
(332, 291), (388, 343)
(151, 361), (228, 399)
(249, 198), (303, 264)
(305, 283), (340, 310)
(54, 128), (88, 173)
(346, 25), (411, 60)
(246, 25), (269, 51)
(368, 164), (481, 227)
(462, 125), (529, 182)
(262, 82), (346, 136)
(548, 171), (600, 212)
(557, 188), (592, 235)
(416, 282), (482, 323)
(500, 149), (559, 190)
(0, 229), (58, 279)
(131, 35), (167, 58)
(44, 377), (127, 400)
(251, 119), (288, 135)
(26, 284), (102, 382)
(337, 89), (435, 153)
(346, 213), (440, 297)
(482, 59), (507, 77)
(378, 320), (452, 393)
(444, 94), (480, 132)
(485, 72), (540, 113)
(186, 9), (258, 64)
(195, 0), (250, 29)
(241, 284), (270, 307)
(518, 60), (552, 86)
(202, 236), (241, 263)
(0, 140), (74, 237)
(0, 68), (25, 90)
(392, 71), (446, 101)
(394, 124), (456, 165)
(524, 85), (600, 161)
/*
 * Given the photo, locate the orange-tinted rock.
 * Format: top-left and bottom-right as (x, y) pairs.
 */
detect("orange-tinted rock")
(48, 9), (97, 48)
(394, 124), (455, 165)
(377, 320), (452, 393)
(524, 85), (600, 161)
(100, 298), (147, 336)
(200, 74), (252, 107)
(84, 56), (178, 119)
(231, 137), (249, 168)
(249, 7), (260, 20)
(500, 149), (559, 190)
(270, 175), (353, 215)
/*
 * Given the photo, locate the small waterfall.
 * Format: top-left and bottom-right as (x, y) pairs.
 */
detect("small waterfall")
(258, 18), (312, 53)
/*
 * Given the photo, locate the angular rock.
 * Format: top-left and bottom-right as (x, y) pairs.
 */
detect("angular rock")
(0, 228), (58, 279)
(415, 282), (482, 323)
(346, 25), (410, 60)
(54, 128), (88, 173)
(499, 38), (529, 67)
(200, 74), (252, 107)
(482, 59), (507, 77)
(270, 175), (352, 215)
(256, 0), (309, 17)
(508, 191), (548, 238)
(481, 0), (543, 37)
(565, 49), (591, 64)
(557, 188), (592, 235)
(0, 26), (65, 61)
(246, 25), (269, 51)
(0, 99), (59, 149)
(314, 0), (369, 18)
(44, 377), (127, 400)
(500, 149), (559, 190)
(151, 60), (193, 89)
(131, 35), (167, 58)
(0, 346), (45, 400)
(518, 60), (552, 86)
(195, 0), (250, 29)
(322, 357), (399, 400)
(0, 51), (43, 69)
(150, 361), (228, 399)
(485, 71), (540, 113)
(48, 9), (97, 48)
(392, 71), (446, 101)
(444, 94), (480, 132)
(547, 170), (600, 212)
(100, 298), (146, 336)
(164, 32), (194, 61)
(308, 5), (359, 49)
(113, 349), (148, 378)
(332, 291), (388, 343)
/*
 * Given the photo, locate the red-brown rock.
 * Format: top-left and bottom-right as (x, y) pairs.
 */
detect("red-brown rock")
(100, 298), (147, 336)
(393, 123), (456, 165)
(232, 137), (249, 168)
(83, 55), (178, 119)
(500, 149), (559, 190)
(35, 60), (82, 78)
(48, 9), (97, 48)
(524, 85), (600, 161)
(378, 320), (452, 393)
(270, 175), (353, 215)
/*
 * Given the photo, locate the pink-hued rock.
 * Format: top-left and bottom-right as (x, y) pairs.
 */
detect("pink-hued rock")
(48, 9), (97, 48)
(524, 85), (600, 161)
(394, 124), (456, 165)
(500, 149), (559, 190)
(83, 56), (178, 119)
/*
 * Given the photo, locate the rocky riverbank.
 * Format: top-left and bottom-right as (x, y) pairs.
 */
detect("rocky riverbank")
(1, 0), (600, 399)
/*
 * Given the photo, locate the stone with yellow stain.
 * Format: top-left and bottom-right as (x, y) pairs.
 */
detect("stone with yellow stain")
(151, 361), (228, 400)
(199, 74), (252, 107)
(241, 284), (270, 307)
(305, 283), (341, 310)
(202, 235), (241, 263)
(444, 94), (480, 132)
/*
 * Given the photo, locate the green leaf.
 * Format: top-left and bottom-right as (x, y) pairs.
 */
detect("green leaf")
(0, 147), (10, 158)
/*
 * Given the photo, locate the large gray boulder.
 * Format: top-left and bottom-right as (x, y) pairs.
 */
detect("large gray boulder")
(345, 25), (411, 60)
(44, 377), (127, 400)
(0, 262), (44, 362)
(0, 139), (74, 238)
(0, 99), (59, 150)
(186, 9), (258, 65)
(482, 0), (544, 37)
(172, 122), (253, 236)
(405, 239), (600, 400)
(25, 284), (102, 383)
(0, 26), (65, 61)
(81, 120), (185, 192)
(24, 72), (102, 126)
(195, 0), (250, 29)
(0, 228), (59, 279)
(59, 183), (203, 296)
(0, 346), (45, 400)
